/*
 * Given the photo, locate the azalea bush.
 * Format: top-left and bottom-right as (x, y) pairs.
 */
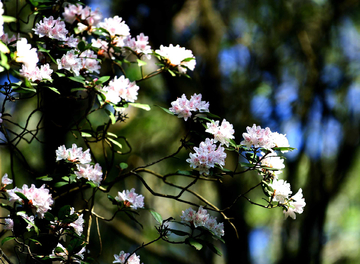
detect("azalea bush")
(0, 0), (305, 263)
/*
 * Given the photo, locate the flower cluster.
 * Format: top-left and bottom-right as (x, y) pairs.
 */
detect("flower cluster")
(8, 184), (54, 218)
(155, 44), (196, 74)
(186, 138), (226, 175)
(123, 33), (152, 60)
(283, 188), (306, 219)
(181, 206), (224, 238)
(49, 243), (85, 263)
(101, 75), (139, 104)
(115, 188), (144, 210)
(240, 124), (290, 151)
(205, 119), (235, 147)
(113, 251), (142, 264)
(15, 38), (39, 70)
(63, 3), (102, 32)
(56, 144), (103, 186)
(33, 16), (68, 41)
(19, 63), (53, 82)
(57, 49), (100, 76)
(169, 93), (209, 121)
(56, 144), (91, 164)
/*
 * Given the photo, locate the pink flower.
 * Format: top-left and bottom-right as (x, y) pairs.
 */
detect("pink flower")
(155, 44), (196, 74)
(57, 50), (82, 75)
(180, 206), (224, 237)
(169, 93), (209, 121)
(8, 184), (54, 218)
(205, 119), (235, 147)
(123, 33), (152, 60)
(75, 163), (103, 186)
(79, 49), (101, 74)
(186, 138), (226, 175)
(102, 76), (139, 103)
(55, 144), (92, 164)
(115, 188), (144, 210)
(69, 208), (84, 236)
(113, 251), (142, 264)
(1, 173), (12, 185)
(4, 217), (13, 231)
(20, 63), (53, 82)
(33, 16), (68, 41)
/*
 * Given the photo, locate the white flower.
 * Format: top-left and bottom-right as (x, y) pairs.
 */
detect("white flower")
(20, 63), (53, 82)
(123, 33), (152, 60)
(1, 173), (12, 185)
(115, 188), (144, 210)
(169, 93), (209, 121)
(79, 49), (100, 74)
(8, 184), (54, 218)
(55, 144), (92, 164)
(284, 188), (306, 219)
(180, 206), (224, 237)
(113, 251), (142, 264)
(155, 44), (196, 74)
(205, 119), (235, 147)
(75, 163), (103, 186)
(271, 132), (290, 152)
(49, 243), (85, 263)
(17, 212), (35, 231)
(98, 16), (130, 38)
(69, 208), (84, 236)
(240, 124), (274, 150)
(33, 16), (68, 41)
(15, 38), (39, 70)
(102, 76), (139, 103)
(4, 217), (13, 231)
(269, 179), (292, 203)
(57, 49), (82, 76)
(186, 138), (227, 175)
(259, 154), (285, 178)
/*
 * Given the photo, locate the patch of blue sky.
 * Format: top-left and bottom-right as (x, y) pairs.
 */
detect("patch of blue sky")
(283, 119), (303, 160)
(346, 83), (360, 117)
(275, 72), (299, 121)
(218, 44), (251, 75)
(88, 0), (111, 18)
(340, 17), (360, 63)
(321, 117), (343, 158)
(304, 97), (323, 159)
(249, 227), (271, 264)
(321, 64), (342, 89)
(251, 95), (272, 121)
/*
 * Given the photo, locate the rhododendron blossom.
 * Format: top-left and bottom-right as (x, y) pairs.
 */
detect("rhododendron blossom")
(206, 119), (235, 147)
(49, 243), (85, 263)
(1, 173), (12, 185)
(98, 15), (130, 40)
(20, 63), (53, 82)
(33, 16), (68, 41)
(123, 33), (152, 60)
(259, 154), (285, 178)
(79, 49), (101, 74)
(169, 93), (209, 121)
(56, 144), (92, 164)
(283, 188), (306, 219)
(69, 208), (84, 236)
(75, 163), (103, 186)
(8, 184), (54, 218)
(17, 212), (35, 231)
(269, 179), (292, 203)
(155, 44), (196, 74)
(3, 217), (13, 230)
(113, 251), (142, 264)
(15, 38), (39, 70)
(101, 75), (139, 103)
(180, 206), (224, 237)
(0, 33), (17, 45)
(57, 49), (82, 75)
(115, 188), (144, 210)
(186, 138), (227, 175)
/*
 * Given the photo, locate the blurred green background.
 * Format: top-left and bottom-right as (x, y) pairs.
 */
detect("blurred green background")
(1, 0), (360, 263)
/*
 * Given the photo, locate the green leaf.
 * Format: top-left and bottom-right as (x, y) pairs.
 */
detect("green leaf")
(128, 103), (151, 111)
(2, 16), (17, 23)
(105, 109), (116, 124)
(156, 105), (175, 115)
(36, 175), (53, 181)
(149, 209), (163, 224)
(54, 181), (68, 188)
(107, 195), (116, 203)
(86, 181), (98, 188)
(15, 192), (29, 202)
(71, 88), (87, 92)
(58, 205), (71, 220)
(95, 76), (110, 85)
(167, 69), (176, 77)
(187, 238), (203, 250)
(107, 132), (118, 138)
(77, 41), (86, 52)
(1, 237), (15, 246)
(239, 162), (256, 168)
(176, 170), (193, 176)
(272, 147), (296, 152)
(81, 132), (92, 138)
(182, 57), (195, 62)
(46, 87), (60, 94)
(55, 72), (66, 77)
(119, 162), (128, 170)
(44, 212), (55, 221)
(0, 41), (10, 54)
(68, 76), (85, 84)
(206, 242), (222, 256)
(137, 59), (147, 66)
(62, 176), (70, 181)
(107, 137), (122, 149)
(29, 238), (42, 246)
